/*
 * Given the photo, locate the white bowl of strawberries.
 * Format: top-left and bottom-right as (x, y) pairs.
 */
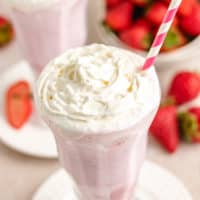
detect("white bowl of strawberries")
(94, 0), (200, 68)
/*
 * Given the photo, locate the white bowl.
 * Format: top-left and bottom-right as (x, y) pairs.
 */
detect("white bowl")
(92, 0), (200, 95)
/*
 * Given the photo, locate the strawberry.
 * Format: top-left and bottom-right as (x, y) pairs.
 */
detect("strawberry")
(178, 0), (197, 17)
(133, 18), (149, 26)
(150, 105), (180, 153)
(162, 0), (197, 17)
(119, 23), (153, 50)
(105, 1), (133, 31)
(168, 72), (200, 105)
(0, 16), (14, 47)
(146, 2), (168, 27)
(161, 0), (170, 4)
(161, 27), (187, 52)
(131, 0), (152, 7)
(180, 4), (200, 36)
(6, 81), (32, 129)
(178, 107), (200, 143)
(106, 0), (122, 7)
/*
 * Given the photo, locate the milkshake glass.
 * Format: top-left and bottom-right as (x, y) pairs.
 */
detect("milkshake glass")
(35, 44), (160, 200)
(8, 0), (88, 75)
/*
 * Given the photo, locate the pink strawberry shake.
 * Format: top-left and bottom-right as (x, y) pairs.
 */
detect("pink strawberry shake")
(35, 44), (160, 200)
(8, 0), (88, 75)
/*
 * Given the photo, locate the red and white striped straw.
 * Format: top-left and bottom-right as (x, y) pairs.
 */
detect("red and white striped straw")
(142, 0), (182, 70)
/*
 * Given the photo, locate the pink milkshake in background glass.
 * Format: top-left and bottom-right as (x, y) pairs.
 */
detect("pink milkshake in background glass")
(8, 0), (88, 75)
(35, 44), (160, 200)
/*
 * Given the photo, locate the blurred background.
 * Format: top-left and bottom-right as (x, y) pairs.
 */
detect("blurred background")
(0, 0), (199, 199)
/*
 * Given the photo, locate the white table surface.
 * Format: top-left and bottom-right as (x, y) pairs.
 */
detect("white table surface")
(0, 1), (199, 199)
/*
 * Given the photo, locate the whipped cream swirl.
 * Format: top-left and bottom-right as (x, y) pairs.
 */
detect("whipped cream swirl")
(36, 44), (160, 133)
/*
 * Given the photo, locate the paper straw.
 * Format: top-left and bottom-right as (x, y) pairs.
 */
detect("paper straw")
(142, 0), (182, 70)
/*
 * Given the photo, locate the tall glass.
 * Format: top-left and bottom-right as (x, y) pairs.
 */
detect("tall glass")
(47, 108), (158, 200)
(35, 44), (160, 199)
(8, 0), (88, 75)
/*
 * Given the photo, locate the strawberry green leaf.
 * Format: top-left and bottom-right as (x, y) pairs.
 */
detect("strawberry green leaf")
(163, 29), (180, 49)
(178, 112), (199, 142)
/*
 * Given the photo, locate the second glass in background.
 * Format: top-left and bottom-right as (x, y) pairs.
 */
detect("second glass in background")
(9, 0), (88, 75)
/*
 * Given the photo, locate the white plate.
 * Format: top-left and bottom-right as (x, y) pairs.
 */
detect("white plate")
(32, 161), (192, 200)
(0, 61), (58, 158)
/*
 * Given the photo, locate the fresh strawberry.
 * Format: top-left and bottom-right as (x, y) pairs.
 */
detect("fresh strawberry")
(133, 18), (149, 26)
(180, 4), (200, 36)
(168, 72), (200, 105)
(150, 105), (180, 153)
(146, 2), (168, 27)
(161, 0), (170, 4)
(131, 0), (151, 7)
(0, 16), (14, 47)
(105, 1), (133, 31)
(178, 107), (200, 143)
(6, 81), (32, 129)
(119, 23), (152, 50)
(106, 0), (122, 7)
(161, 27), (187, 52)
(178, 0), (197, 17)
(162, 0), (196, 16)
